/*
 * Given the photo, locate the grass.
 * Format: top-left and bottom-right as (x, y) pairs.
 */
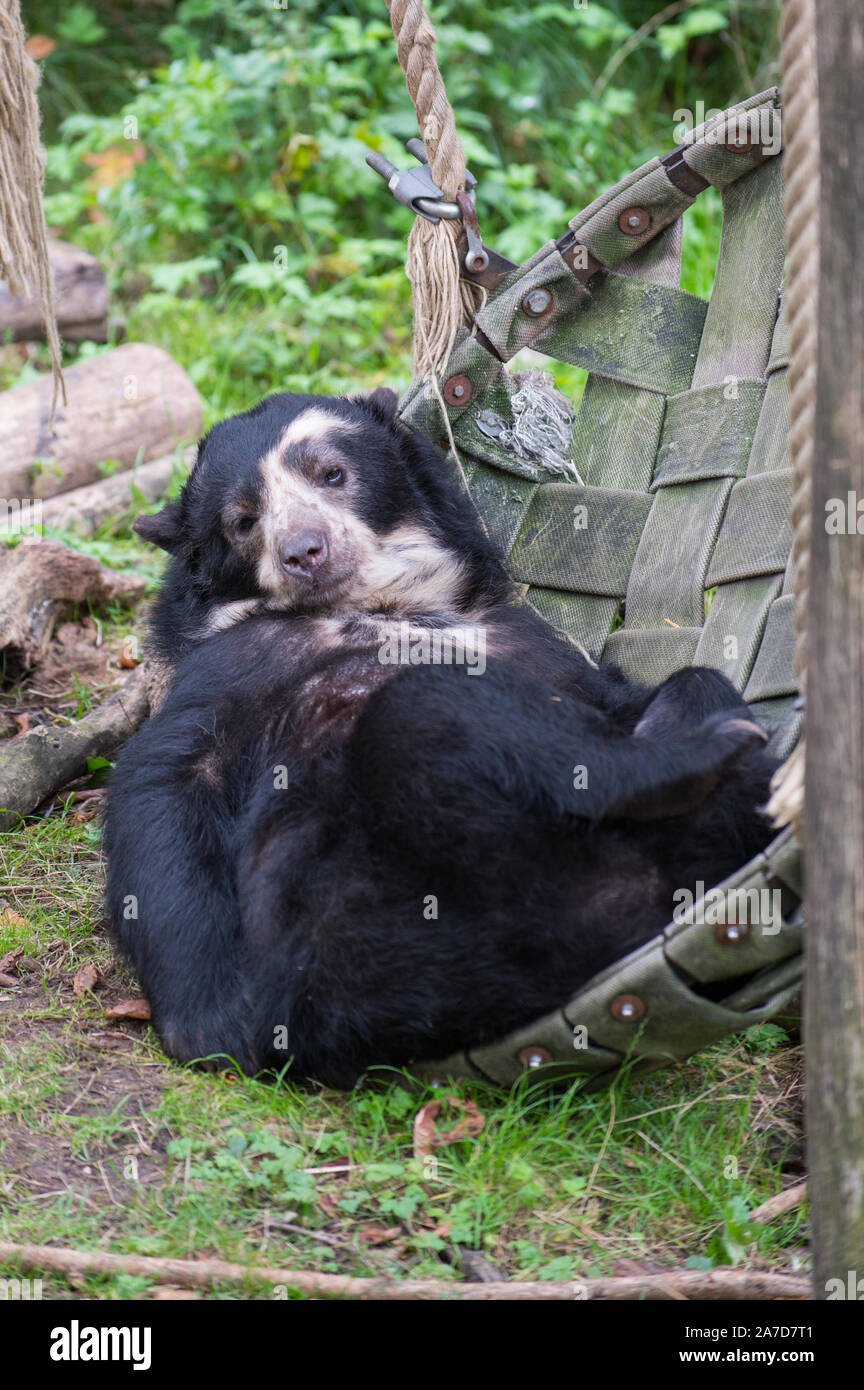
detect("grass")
(0, 794), (807, 1299)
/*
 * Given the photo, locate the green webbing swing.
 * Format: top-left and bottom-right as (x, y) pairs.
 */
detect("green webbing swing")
(384, 85), (804, 1088)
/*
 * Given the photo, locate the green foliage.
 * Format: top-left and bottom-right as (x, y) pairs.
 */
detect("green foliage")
(167, 1130), (320, 1213)
(707, 1196), (760, 1266)
(55, 3), (106, 46)
(656, 7), (731, 61)
(20, 0), (778, 419)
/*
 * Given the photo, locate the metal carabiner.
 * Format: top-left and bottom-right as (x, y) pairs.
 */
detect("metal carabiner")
(365, 138), (477, 225)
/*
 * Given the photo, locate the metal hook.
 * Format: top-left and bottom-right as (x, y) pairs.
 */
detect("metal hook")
(365, 139), (477, 224)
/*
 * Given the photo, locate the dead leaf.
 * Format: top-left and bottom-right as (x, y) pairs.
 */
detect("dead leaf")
(357, 1225), (402, 1246)
(83, 144), (146, 189)
(413, 1096), (486, 1160)
(73, 962), (100, 996)
(149, 1287), (198, 1300)
(104, 997), (151, 1020)
(0, 972), (17, 987)
(0, 908), (29, 932)
(25, 35), (56, 58)
(72, 798), (103, 824)
(413, 1101), (441, 1160)
(12, 713), (30, 734)
(437, 1099), (485, 1146)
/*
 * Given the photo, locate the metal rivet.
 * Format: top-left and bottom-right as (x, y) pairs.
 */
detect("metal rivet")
(610, 993), (646, 1022)
(443, 373), (473, 406)
(724, 130), (756, 154)
(518, 1045), (554, 1069)
(715, 920), (751, 945)
(618, 206), (651, 236)
(521, 287), (553, 317)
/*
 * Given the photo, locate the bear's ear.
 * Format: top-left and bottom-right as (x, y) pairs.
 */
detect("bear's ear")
(364, 386), (400, 422)
(133, 501), (184, 554)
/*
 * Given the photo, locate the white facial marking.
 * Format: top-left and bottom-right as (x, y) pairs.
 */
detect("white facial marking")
(255, 417), (353, 595)
(280, 408), (357, 448)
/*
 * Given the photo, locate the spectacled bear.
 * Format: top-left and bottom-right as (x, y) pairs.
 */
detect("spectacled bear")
(104, 388), (777, 1086)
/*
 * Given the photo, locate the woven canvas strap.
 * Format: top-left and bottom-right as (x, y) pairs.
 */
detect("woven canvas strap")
(416, 827), (802, 1086)
(399, 91), (803, 1086)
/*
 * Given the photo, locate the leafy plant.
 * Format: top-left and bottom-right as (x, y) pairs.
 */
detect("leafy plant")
(18, 0), (778, 420)
(707, 1197), (760, 1266)
(167, 1129), (320, 1213)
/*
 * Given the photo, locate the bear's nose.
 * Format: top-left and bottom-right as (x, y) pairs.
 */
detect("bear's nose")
(278, 529), (329, 577)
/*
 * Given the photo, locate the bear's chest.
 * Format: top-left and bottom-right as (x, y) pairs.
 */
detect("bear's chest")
(288, 614), (492, 744)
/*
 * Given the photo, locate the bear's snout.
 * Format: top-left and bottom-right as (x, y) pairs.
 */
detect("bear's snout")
(278, 528), (330, 578)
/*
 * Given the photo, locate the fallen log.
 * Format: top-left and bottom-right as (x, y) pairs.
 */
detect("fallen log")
(0, 538), (146, 671)
(0, 342), (201, 501)
(0, 239), (109, 343)
(0, 1240), (811, 1301)
(41, 446), (196, 536)
(0, 665), (149, 831)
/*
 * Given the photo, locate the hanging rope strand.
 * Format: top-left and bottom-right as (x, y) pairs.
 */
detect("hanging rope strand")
(386, 0), (478, 380)
(767, 0), (820, 832)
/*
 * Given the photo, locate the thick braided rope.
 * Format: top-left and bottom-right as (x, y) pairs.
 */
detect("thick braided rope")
(0, 0), (64, 410)
(386, 0), (477, 380)
(767, 0), (819, 830)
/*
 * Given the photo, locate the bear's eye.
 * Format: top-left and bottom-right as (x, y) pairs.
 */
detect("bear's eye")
(322, 467), (345, 486)
(232, 515), (257, 537)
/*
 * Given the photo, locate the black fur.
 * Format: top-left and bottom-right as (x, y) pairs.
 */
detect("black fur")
(105, 391), (777, 1086)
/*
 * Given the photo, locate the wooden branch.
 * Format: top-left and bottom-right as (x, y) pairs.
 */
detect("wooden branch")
(0, 665), (149, 831)
(0, 1241), (811, 1301)
(805, 0), (864, 1292)
(751, 1181), (808, 1225)
(0, 539), (146, 670)
(0, 342), (201, 501)
(0, 239), (108, 343)
(41, 446), (196, 536)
